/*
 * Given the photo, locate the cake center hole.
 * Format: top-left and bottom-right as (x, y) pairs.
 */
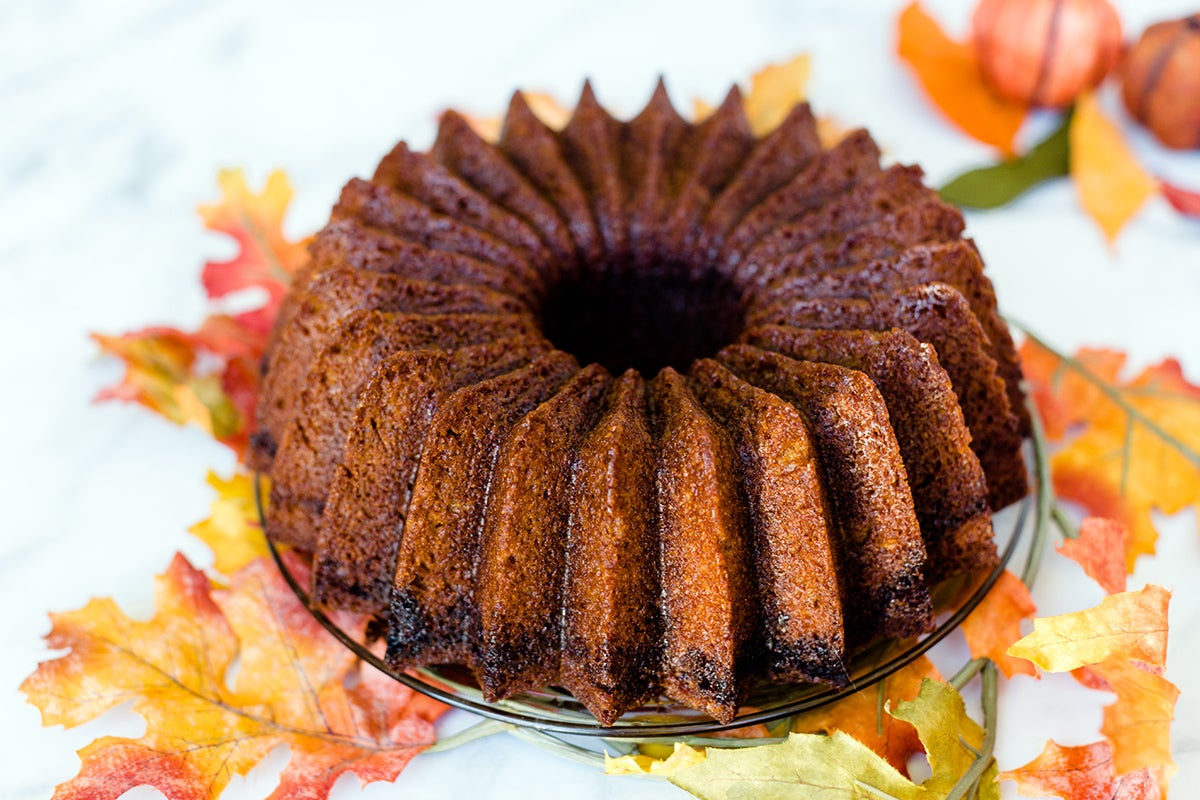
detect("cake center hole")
(540, 262), (746, 376)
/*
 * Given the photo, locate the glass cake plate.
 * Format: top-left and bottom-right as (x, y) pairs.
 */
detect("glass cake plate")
(257, 472), (1031, 738)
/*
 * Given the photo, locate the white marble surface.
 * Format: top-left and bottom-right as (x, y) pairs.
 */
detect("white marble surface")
(3, 0), (1200, 798)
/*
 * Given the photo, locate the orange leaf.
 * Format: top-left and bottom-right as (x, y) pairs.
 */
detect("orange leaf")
(20, 553), (445, 800)
(1021, 338), (1200, 570)
(999, 739), (1163, 799)
(1070, 91), (1158, 244)
(1091, 656), (1179, 781)
(189, 471), (268, 576)
(790, 652), (940, 774)
(896, 2), (1026, 156)
(960, 569), (1037, 678)
(1058, 517), (1129, 594)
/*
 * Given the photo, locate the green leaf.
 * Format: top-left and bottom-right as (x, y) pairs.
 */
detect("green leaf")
(939, 112), (1072, 209)
(667, 731), (922, 800)
(650, 680), (1000, 800)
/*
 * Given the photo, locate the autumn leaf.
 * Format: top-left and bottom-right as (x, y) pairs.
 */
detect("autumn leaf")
(960, 569), (1038, 678)
(189, 470), (270, 576)
(95, 171), (303, 461)
(1020, 336), (1200, 569)
(789, 653), (940, 774)
(1070, 92), (1158, 244)
(742, 54), (811, 136)
(92, 327), (243, 442)
(1161, 179), (1200, 218)
(891, 679), (1000, 798)
(198, 168), (307, 309)
(1058, 517), (1129, 594)
(21, 553), (445, 800)
(1091, 656), (1179, 780)
(999, 739), (1163, 799)
(896, 2), (1026, 156)
(1007, 585), (1169, 673)
(609, 680), (996, 800)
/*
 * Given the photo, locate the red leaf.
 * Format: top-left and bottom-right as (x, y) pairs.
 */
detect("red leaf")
(1162, 180), (1200, 218)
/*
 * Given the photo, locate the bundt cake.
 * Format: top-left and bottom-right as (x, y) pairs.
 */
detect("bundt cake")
(254, 81), (1029, 726)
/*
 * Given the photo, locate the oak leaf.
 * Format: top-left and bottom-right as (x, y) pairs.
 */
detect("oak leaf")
(1007, 585), (1169, 673)
(21, 553), (445, 800)
(742, 54), (811, 136)
(189, 470), (269, 576)
(1090, 656), (1179, 781)
(789, 653), (940, 773)
(960, 569), (1038, 678)
(1058, 517), (1129, 595)
(197, 168), (307, 311)
(999, 739), (1162, 799)
(896, 2), (1026, 156)
(1070, 92), (1158, 243)
(1021, 338), (1200, 569)
(95, 170), (303, 461)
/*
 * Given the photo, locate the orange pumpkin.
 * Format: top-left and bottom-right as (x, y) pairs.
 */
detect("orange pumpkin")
(1122, 14), (1200, 150)
(972, 0), (1123, 108)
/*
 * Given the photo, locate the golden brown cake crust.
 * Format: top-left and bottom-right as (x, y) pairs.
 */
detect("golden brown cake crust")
(258, 83), (1030, 726)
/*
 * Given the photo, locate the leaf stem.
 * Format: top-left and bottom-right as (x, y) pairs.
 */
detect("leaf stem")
(506, 729), (607, 768)
(945, 661), (998, 800)
(424, 719), (512, 753)
(1023, 397), (1054, 587)
(1010, 321), (1200, 471)
(1051, 504), (1077, 539)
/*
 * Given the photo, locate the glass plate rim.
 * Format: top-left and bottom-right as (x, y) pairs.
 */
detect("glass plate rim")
(256, 473), (1029, 738)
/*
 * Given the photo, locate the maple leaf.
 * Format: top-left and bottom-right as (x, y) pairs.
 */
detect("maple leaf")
(1007, 584), (1169, 672)
(789, 653), (940, 774)
(896, 2), (1026, 156)
(21, 553), (446, 800)
(960, 569), (1038, 679)
(1020, 336), (1200, 569)
(189, 470), (270, 576)
(1058, 517), (1128, 594)
(1070, 92), (1158, 244)
(891, 678), (1000, 798)
(999, 739), (1162, 800)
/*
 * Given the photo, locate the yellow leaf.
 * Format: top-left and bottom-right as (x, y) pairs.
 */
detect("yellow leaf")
(891, 679), (1000, 798)
(1070, 91), (1158, 244)
(743, 54), (812, 136)
(896, 2), (1026, 156)
(1006, 585), (1170, 672)
(188, 471), (270, 576)
(790, 652), (940, 774)
(605, 742), (706, 776)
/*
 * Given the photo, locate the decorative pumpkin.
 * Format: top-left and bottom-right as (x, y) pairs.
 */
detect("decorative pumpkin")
(1122, 14), (1200, 150)
(972, 0), (1123, 108)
